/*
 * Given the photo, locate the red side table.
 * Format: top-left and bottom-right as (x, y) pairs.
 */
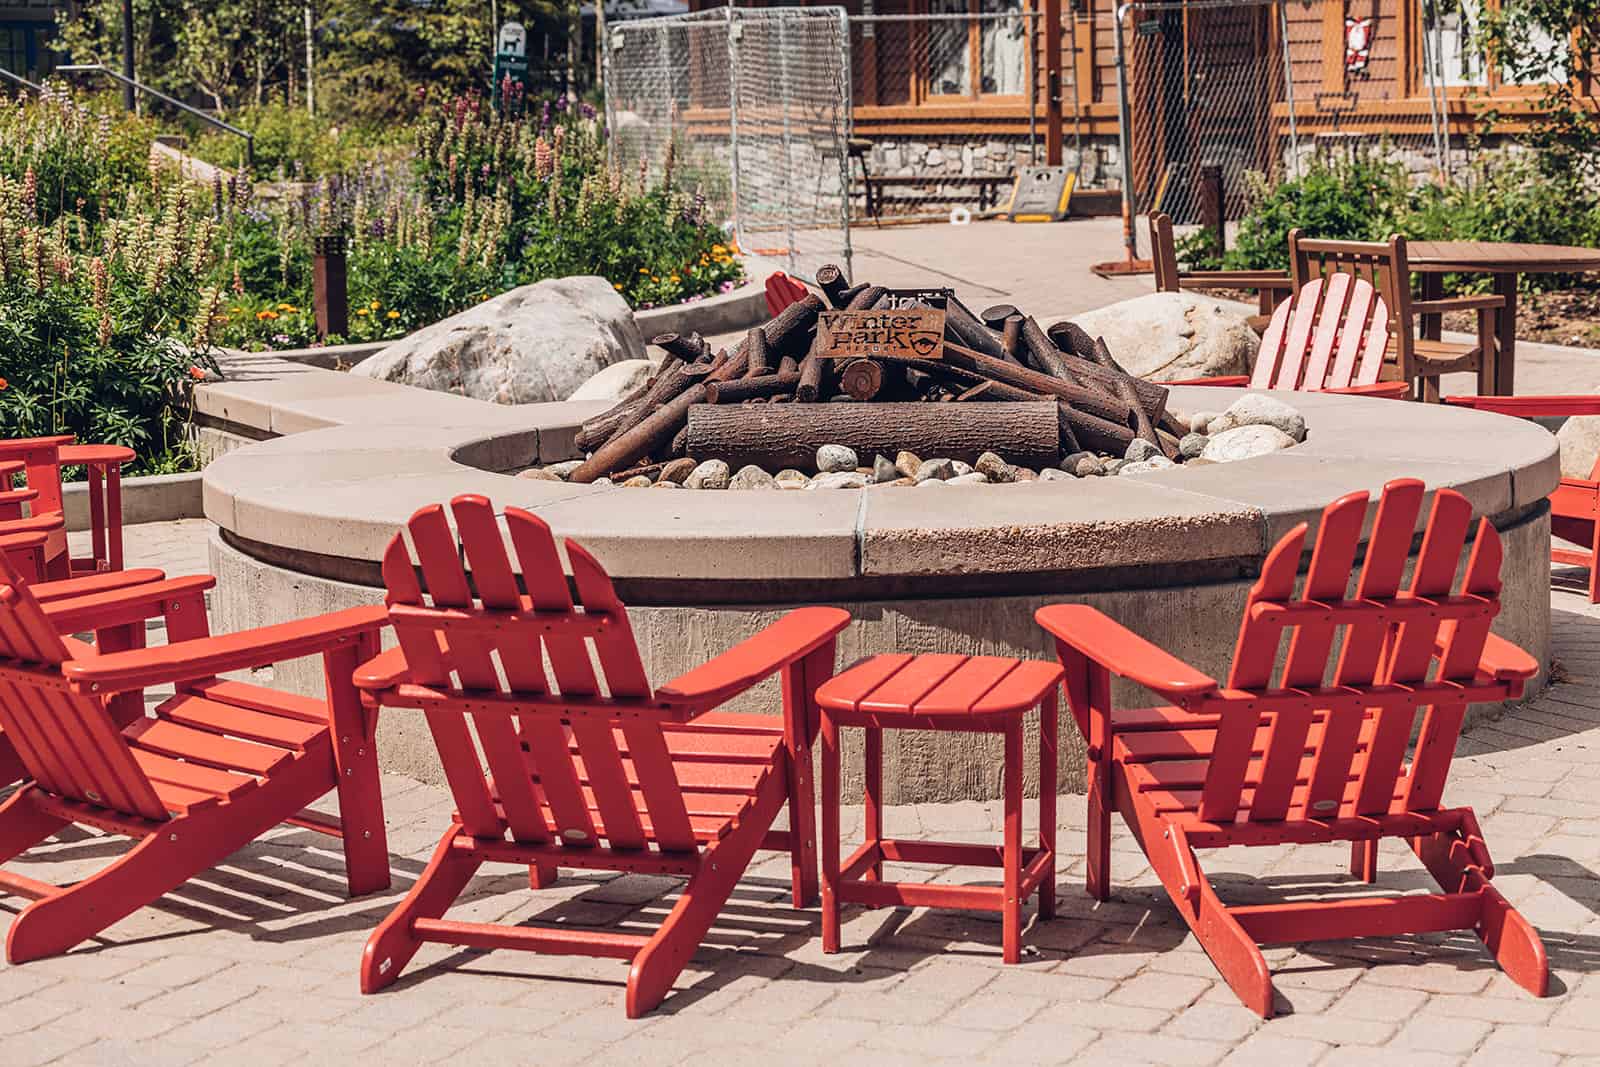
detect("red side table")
(814, 653), (1064, 963)
(57, 443), (134, 574)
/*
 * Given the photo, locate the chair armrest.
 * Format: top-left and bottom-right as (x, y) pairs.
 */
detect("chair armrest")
(1440, 631), (1540, 684)
(1411, 295), (1505, 315)
(1159, 375), (1251, 387)
(655, 606), (852, 709)
(0, 488), (37, 507)
(0, 530), (49, 551)
(1322, 381), (1412, 400)
(354, 645), (410, 691)
(1445, 395), (1600, 417)
(41, 574), (214, 632)
(32, 568), (166, 604)
(63, 604), (390, 694)
(0, 435), (73, 459)
(1035, 604), (1219, 700)
(0, 514), (63, 535)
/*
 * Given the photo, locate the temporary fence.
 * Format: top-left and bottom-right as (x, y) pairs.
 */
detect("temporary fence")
(602, 6), (853, 284)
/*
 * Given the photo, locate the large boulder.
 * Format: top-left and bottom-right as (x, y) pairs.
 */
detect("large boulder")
(567, 358), (658, 402)
(1060, 292), (1257, 381)
(1557, 417), (1600, 479)
(350, 276), (646, 404)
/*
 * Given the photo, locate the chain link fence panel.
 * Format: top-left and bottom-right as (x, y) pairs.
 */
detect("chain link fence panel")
(603, 6), (852, 284)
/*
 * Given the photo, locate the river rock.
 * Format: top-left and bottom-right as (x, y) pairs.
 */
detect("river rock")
(895, 450), (923, 478)
(730, 465), (778, 490)
(809, 472), (869, 490)
(1119, 456), (1176, 475)
(567, 358), (657, 402)
(517, 467), (561, 481)
(1039, 468), (1074, 482)
(658, 457), (698, 484)
(1124, 438), (1161, 463)
(1058, 292), (1256, 381)
(1189, 410), (1222, 434)
(950, 460), (974, 477)
(622, 475), (653, 487)
(1179, 433), (1209, 459)
(947, 472), (989, 485)
(544, 459), (584, 480)
(975, 451), (1014, 482)
(650, 478), (679, 488)
(685, 459), (730, 489)
(774, 469), (810, 489)
(1206, 394), (1307, 442)
(915, 457), (958, 482)
(350, 275), (645, 404)
(816, 444), (859, 473)
(1073, 456), (1104, 477)
(1201, 425), (1297, 463)
(872, 454), (898, 483)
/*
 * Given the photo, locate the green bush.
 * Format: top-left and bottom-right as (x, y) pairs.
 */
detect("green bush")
(0, 175), (220, 473)
(1210, 148), (1600, 291)
(189, 103), (408, 180)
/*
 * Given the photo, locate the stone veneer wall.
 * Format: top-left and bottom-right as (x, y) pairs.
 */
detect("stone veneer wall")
(862, 134), (1121, 215)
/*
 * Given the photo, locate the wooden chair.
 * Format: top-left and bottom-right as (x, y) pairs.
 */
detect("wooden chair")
(356, 494), (849, 1017)
(1163, 274), (1410, 398)
(1288, 231), (1503, 403)
(1446, 394), (1600, 601)
(1150, 212), (1294, 331)
(0, 435), (135, 579)
(0, 550), (391, 962)
(765, 271), (810, 316)
(1037, 479), (1547, 1017)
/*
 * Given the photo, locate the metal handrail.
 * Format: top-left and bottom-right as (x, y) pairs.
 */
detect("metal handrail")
(55, 63), (254, 166)
(0, 65), (44, 94)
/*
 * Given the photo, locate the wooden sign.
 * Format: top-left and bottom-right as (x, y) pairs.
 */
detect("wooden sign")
(812, 308), (946, 361)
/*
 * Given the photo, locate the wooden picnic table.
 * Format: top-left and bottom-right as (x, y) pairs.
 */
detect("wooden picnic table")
(1409, 240), (1600, 396)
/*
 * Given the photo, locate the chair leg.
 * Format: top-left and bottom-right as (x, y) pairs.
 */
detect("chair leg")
(1351, 840), (1378, 883)
(1038, 689), (1058, 921)
(1190, 876), (1276, 1018)
(628, 773), (789, 1018)
(1588, 521), (1600, 605)
(6, 811), (260, 963)
(529, 862), (558, 889)
(1002, 720), (1023, 964)
(1413, 827), (1549, 998)
(820, 711), (842, 955)
(0, 786), (67, 864)
(325, 641), (391, 897)
(1421, 375), (1441, 404)
(361, 828), (483, 994)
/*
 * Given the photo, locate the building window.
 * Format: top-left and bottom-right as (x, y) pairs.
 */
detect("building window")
(1420, 0), (1565, 90)
(0, 27), (28, 76)
(924, 0), (1027, 99)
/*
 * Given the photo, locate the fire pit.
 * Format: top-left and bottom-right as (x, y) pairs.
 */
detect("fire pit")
(522, 265), (1304, 490)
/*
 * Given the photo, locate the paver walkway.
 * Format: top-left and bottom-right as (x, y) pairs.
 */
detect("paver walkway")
(2, 522), (1596, 1066)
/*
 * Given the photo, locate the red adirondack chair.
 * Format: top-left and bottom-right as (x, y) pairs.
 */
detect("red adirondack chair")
(0, 551), (391, 962)
(765, 271), (809, 316)
(1446, 395), (1600, 601)
(0, 435), (134, 579)
(1037, 479), (1547, 1016)
(356, 494), (848, 1017)
(1165, 274), (1410, 398)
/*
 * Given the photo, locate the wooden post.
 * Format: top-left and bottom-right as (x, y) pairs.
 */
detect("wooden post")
(1199, 164), (1224, 250)
(1043, 0), (1064, 165)
(312, 234), (348, 341)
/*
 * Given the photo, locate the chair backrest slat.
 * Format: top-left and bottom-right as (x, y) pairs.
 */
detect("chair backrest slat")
(1290, 230), (1414, 382)
(1254, 273), (1390, 393)
(1404, 518), (1501, 811)
(1354, 488), (1474, 815)
(0, 552), (166, 821)
(1248, 490), (1366, 822)
(1299, 272), (1351, 391)
(1205, 482), (1503, 827)
(1252, 298), (1294, 390)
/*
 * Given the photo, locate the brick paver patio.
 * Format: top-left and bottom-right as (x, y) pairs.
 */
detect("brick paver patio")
(1, 522), (1596, 1065)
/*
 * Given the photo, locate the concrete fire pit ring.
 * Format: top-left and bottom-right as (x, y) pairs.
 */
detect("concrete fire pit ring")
(203, 387), (1559, 802)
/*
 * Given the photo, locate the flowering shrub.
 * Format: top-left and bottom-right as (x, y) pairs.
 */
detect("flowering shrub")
(0, 86), (159, 224)
(0, 167), (220, 471)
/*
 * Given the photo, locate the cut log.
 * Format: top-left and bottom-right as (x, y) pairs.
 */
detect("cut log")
(1019, 316), (1086, 383)
(705, 371), (801, 404)
(1001, 316), (1024, 363)
(684, 401), (1061, 472)
(653, 333), (709, 363)
(797, 355), (827, 402)
(943, 299), (1011, 361)
(1045, 319), (1096, 359)
(839, 359), (886, 400)
(778, 355), (800, 376)
(940, 342), (1137, 427)
(979, 303), (1020, 328)
(573, 356), (703, 452)
(744, 328), (772, 378)
(1058, 403), (1135, 454)
(816, 264), (852, 308)
(708, 294), (825, 381)
(1091, 336), (1166, 457)
(956, 381), (995, 401)
(846, 284), (888, 311)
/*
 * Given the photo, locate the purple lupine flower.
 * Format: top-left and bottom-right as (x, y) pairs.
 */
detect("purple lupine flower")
(580, 102), (596, 120)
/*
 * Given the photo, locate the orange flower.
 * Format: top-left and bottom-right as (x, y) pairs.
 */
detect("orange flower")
(0, 377), (8, 391)
(188, 366), (206, 381)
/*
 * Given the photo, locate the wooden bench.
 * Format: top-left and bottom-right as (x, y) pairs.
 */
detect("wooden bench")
(855, 174), (1014, 219)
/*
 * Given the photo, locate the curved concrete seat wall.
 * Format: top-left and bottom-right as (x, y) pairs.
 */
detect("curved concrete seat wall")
(198, 366), (1561, 802)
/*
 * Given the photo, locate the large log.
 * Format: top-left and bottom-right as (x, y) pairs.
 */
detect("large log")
(744, 328), (772, 378)
(684, 401), (1061, 472)
(1091, 336), (1165, 457)
(574, 355), (698, 452)
(708, 294), (825, 382)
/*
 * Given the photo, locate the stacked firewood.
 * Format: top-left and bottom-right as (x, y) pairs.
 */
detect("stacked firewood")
(568, 265), (1187, 484)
